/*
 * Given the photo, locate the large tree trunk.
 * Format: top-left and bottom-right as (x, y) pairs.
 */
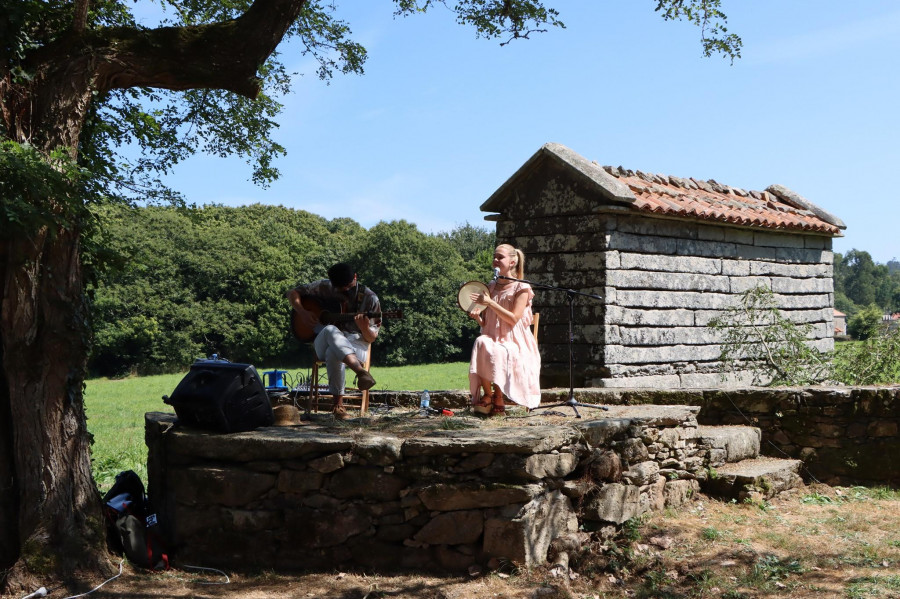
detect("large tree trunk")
(0, 228), (109, 592)
(0, 1), (309, 591)
(0, 54), (108, 591)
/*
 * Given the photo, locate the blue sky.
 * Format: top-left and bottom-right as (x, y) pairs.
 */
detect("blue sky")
(139, 1), (900, 264)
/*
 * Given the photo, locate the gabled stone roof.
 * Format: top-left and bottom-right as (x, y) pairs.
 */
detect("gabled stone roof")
(482, 143), (845, 235)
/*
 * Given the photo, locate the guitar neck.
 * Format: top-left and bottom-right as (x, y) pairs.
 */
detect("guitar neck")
(324, 311), (382, 323)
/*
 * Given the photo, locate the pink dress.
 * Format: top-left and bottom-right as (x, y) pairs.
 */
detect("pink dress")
(469, 281), (542, 408)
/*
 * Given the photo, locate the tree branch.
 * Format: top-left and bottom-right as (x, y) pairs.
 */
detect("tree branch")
(83, 0), (310, 99)
(73, 0), (90, 34)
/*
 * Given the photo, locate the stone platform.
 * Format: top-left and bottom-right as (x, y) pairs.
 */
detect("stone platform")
(145, 402), (790, 572)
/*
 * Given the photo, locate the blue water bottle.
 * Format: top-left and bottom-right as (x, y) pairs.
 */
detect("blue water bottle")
(419, 389), (431, 415)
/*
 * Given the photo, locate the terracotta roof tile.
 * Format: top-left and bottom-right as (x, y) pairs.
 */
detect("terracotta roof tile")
(603, 166), (842, 235)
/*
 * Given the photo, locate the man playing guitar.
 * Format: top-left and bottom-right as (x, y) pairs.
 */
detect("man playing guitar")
(287, 263), (380, 420)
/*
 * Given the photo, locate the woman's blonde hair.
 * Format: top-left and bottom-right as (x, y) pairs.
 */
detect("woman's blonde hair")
(497, 244), (525, 280)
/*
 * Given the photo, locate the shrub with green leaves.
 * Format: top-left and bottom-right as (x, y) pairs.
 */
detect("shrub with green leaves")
(833, 327), (900, 385)
(848, 304), (888, 340)
(708, 285), (831, 386)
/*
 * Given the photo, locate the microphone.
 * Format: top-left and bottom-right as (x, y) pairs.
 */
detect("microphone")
(492, 267), (500, 281)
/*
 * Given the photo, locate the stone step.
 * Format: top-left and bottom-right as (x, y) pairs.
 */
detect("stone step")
(693, 425), (761, 466)
(702, 456), (804, 502)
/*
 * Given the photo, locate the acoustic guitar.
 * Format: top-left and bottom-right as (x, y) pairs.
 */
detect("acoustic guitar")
(290, 296), (403, 342)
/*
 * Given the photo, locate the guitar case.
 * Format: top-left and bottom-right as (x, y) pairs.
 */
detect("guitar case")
(163, 360), (273, 433)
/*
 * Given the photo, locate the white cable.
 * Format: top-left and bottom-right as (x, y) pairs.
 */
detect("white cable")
(20, 587), (47, 599)
(58, 560), (123, 599)
(180, 564), (230, 585)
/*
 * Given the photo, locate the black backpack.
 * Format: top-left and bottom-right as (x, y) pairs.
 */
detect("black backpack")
(102, 470), (169, 570)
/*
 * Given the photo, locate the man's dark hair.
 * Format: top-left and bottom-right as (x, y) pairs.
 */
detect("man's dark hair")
(327, 263), (355, 288)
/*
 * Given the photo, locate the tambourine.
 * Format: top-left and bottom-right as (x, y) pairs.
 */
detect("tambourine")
(457, 281), (490, 314)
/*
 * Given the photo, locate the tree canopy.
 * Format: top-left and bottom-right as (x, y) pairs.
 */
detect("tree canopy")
(834, 250), (900, 319)
(89, 205), (493, 375)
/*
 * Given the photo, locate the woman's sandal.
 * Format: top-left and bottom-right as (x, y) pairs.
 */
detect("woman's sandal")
(490, 387), (506, 416)
(472, 393), (493, 415)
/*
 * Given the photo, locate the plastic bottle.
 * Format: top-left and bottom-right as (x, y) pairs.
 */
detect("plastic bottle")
(419, 389), (431, 415)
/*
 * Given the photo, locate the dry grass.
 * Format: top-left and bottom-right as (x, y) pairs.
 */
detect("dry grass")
(590, 484), (900, 598)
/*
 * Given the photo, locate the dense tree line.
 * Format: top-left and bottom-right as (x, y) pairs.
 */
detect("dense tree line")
(87, 204), (494, 376)
(833, 251), (900, 339)
(90, 219), (900, 375)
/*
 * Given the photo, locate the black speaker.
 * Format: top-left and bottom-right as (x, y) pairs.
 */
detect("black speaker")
(164, 360), (274, 433)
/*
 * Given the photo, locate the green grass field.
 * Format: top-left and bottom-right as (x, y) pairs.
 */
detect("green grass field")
(84, 362), (470, 489)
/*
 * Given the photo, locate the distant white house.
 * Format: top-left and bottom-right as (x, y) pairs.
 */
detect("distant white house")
(834, 309), (847, 337)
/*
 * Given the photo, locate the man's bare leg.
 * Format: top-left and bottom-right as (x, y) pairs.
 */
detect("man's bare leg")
(342, 353), (376, 392)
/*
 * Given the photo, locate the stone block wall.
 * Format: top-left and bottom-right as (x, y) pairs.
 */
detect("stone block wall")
(493, 163), (834, 389)
(145, 405), (720, 573)
(696, 386), (900, 487)
(567, 385), (900, 487)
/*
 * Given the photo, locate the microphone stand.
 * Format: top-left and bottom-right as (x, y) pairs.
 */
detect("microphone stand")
(494, 273), (608, 418)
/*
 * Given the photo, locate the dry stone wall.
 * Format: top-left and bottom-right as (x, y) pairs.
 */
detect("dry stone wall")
(493, 164), (834, 389)
(146, 405), (727, 573)
(694, 386), (900, 487)
(563, 385), (899, 487)
(143, 385), (897, 573)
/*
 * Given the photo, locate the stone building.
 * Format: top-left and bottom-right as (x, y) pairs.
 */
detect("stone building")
(481, 143), (846, 389)
(833, 309), (847, 337)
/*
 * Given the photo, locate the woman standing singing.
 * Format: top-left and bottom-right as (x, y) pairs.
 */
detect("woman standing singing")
(468, 244), (541, 415)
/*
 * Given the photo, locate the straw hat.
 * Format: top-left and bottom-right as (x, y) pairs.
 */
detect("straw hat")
(272, 404), (303, 426)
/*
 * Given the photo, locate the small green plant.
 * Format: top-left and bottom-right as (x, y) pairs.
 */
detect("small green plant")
(847, 575), (900, 599)
(841, 546), (888, 568)
(741, 496), (772, 511)
(620, 516), (644, 543)
(602, 540), (634, 573)
(688, 569), (720, 594)
(642, 568), (669, 593)
(750, 554), (804, 584)
(851, 485), (900, 501)
(801, 491), (837, 505)
(701, 527), (723, 541)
